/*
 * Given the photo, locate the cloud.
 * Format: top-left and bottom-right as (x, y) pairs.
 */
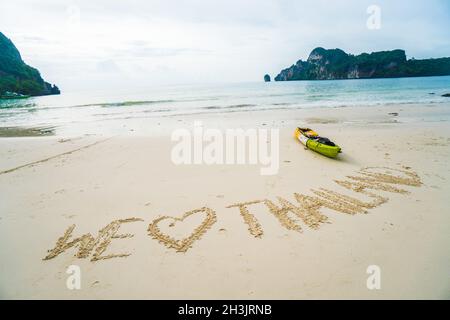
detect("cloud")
(1, 0), (449, 91)
(96, 60), (121, 73)
(115, 42), (212, 58)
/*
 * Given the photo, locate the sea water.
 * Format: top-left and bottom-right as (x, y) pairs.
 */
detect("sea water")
(1, 76), (449, 135)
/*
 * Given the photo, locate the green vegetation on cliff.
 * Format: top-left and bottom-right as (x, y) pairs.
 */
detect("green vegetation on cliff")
(0, 32), (60, 96)
(274, 47), (450, 81)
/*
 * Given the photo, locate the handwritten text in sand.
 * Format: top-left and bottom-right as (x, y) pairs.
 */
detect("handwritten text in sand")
(43, 167), (421, 262)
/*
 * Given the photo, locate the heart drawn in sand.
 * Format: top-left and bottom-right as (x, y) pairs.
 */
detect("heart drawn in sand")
(147, 207), (217, 252)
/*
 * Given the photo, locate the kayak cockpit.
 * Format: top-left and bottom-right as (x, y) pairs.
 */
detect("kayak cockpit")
(294, 127), (342, 157)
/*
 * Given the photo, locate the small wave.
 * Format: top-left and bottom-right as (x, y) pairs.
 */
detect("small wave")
(202, 106), (221, 110)
(75, 100), (176, 108)
(142, 108), (171, 113)
(165, 105), (293, 118)
(0, 103), (37, 109)
(272, 102), (292, 106)
(202, 104), (256, 110)
(227, 104), (256, 108)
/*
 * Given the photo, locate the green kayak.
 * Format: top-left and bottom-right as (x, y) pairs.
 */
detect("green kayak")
(294, 127), (342, 158)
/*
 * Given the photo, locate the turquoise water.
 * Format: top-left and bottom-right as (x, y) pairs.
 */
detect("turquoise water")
(1, 76), (449, 133)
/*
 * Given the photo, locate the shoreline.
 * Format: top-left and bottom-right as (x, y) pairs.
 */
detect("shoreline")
(1, 102), (450, 138)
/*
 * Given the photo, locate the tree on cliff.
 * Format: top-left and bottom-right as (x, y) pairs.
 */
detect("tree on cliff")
(274, 47), (450, 81)
(0, 32), (60, 96)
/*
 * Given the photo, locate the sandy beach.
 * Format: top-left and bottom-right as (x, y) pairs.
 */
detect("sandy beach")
(0, 104), (449, 299)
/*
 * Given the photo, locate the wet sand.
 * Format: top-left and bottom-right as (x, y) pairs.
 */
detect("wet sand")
(0, 126), (55, 137)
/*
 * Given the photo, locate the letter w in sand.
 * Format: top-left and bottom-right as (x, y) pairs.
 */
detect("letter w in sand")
(43, 218), (143, 262)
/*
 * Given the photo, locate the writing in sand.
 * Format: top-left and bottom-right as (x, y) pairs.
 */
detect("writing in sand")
(43, 167), (422, 262)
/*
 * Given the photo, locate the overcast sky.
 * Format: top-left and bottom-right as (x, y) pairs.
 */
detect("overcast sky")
(1, 0), (449, 91)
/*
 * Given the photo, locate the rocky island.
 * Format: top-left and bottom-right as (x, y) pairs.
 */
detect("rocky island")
(274, 47), (450, 81)
(0, 32), (60, 97)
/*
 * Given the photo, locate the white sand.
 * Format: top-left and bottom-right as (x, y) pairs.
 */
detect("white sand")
(0, 104), (449, 299)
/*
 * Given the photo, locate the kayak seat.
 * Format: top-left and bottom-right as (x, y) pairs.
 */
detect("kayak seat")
(312, 136), (336, 146)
